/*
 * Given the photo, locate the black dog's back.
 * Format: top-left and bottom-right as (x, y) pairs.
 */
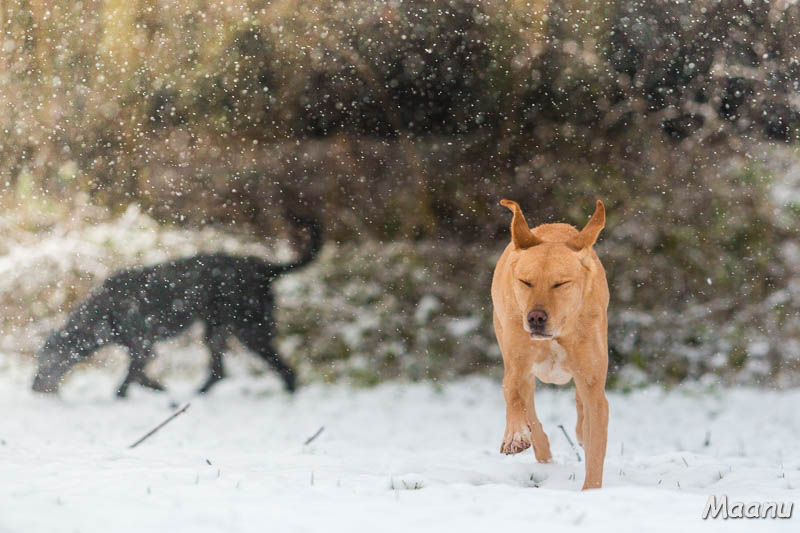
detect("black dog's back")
(102, 253), (276, 340)
(32, 217), (322, 396)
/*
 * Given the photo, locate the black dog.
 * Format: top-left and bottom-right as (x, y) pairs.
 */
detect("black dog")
(32, 216), (321, 397)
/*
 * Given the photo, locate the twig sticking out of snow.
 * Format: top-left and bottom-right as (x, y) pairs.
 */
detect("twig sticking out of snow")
(304, 426), (325, 445)
(557, 424), (582, 462)
(129, 403), (191, 449)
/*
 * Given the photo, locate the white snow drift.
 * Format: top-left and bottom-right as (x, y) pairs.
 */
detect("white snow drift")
(0, 355), (797, 532)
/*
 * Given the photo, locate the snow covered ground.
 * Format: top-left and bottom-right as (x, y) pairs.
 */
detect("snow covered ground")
(0, 354), (797, 532)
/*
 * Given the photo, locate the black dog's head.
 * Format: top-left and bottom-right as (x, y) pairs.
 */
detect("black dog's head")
(32, 330), (96, 393)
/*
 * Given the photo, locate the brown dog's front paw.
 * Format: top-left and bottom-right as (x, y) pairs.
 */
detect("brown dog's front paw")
(500, 426), (532, 455)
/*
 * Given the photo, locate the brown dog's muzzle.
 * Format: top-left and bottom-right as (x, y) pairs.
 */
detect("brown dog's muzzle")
(527, 308), (549, 334)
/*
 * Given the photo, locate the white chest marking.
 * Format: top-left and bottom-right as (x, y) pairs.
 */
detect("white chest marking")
(531, 341), (572, 384)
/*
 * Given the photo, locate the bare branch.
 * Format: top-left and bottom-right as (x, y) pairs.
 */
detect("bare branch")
(129, 403), (191, 449)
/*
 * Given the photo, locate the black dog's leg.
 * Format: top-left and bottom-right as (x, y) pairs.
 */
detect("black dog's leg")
(235, 326), (297, 392)
(198, 325), (227, 394)
(117, 374), (133, 398)
(117, 357), (144, 398)
(117, 342), (165, 397)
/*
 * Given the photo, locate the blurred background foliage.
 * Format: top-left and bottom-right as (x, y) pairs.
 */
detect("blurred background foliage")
(1, 0), (800, 386)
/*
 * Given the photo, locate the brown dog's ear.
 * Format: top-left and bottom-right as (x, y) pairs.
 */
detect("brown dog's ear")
(567, 200), (605, 251)
(500, 199), (542, 249)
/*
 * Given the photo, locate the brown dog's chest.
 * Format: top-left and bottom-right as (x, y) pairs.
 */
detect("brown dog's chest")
(529, 340), (573, 384)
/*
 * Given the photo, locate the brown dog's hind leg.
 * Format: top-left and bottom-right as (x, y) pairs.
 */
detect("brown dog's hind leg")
(525, 379), (553, 463)
(575, 389), (586, 447)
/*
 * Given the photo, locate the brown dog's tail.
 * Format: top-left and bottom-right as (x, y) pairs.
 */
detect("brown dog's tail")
(271, 214), (323, 275)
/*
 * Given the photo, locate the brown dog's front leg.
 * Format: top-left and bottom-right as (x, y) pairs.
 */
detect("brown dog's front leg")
(575, 377), (608, 489)
(501, 372), (552, 461)
(501, 372), (532, 454)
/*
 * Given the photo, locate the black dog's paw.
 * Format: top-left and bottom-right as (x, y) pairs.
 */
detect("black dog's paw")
(138, 376), (166, 392)
(139, 376), (167, 392)
(197, 375), (223, 395)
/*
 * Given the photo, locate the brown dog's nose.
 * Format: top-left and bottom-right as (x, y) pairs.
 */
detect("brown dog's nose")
(527, 309), (548, 328)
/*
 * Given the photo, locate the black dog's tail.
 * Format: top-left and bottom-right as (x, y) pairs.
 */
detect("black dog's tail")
(271, 215), (323, 275)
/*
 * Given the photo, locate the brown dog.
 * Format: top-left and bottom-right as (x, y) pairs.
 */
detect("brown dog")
(491, 199), (609, 490)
